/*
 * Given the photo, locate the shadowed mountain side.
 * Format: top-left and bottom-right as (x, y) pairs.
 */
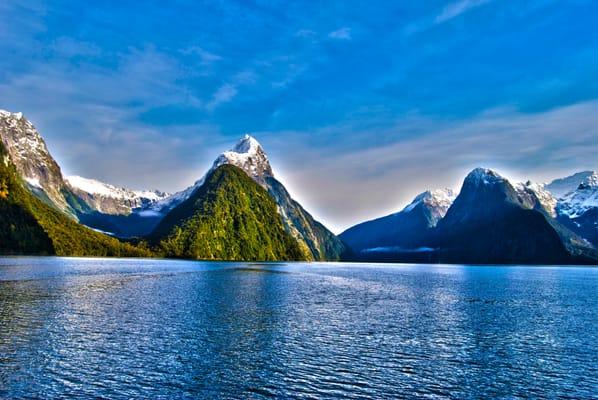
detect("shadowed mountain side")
(0, 141), (149, 257)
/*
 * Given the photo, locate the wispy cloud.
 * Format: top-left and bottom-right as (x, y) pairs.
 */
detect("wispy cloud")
(206, 83), (238, 110)
(295, 29), (317, 38)
(264, 101), (598, 233)
(182, 46), (223, 64)
(328, 27), (352, 40)
(435, 0), (491, 24)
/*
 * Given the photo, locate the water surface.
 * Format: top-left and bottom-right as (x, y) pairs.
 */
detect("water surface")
(0, 257), (596, 398)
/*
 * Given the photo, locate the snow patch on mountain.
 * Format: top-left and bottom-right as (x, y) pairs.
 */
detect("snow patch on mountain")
(514, 181), (557, 217)
(465, 167), (507, 186)
(66, 175), (169, 215)
(546, 171), (597, 198)
(557, 182), (598, 218)
(66, 176), (168, 202)
(212, 134), (273, 185)
(0, 109), (72, 212)
(403, 188), (456, 224)
(143, 176), (207, 215)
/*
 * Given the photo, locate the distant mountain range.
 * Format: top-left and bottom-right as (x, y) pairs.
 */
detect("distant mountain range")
(0, 110), (346, 261)
(0, 109), (596, 264)
(341, 168), (598, 264)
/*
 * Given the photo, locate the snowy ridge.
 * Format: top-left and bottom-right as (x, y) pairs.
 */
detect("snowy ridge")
(140, 176), (207, 216)
(462, 167), (558, 216)
(402, 188), (456, 224)
(557, 182), (598, 218)
(514, 181), (558, 217)
(545, 171), (597, 198)
(66, 176), (168, 202)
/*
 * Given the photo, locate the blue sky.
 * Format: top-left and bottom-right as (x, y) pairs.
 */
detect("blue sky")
(1, 0), (598, 232)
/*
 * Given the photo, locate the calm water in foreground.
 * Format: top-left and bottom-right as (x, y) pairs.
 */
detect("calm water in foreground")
(0, 258), (596, 399)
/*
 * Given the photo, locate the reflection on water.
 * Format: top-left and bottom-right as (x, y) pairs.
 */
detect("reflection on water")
(0, 258), (596, 398)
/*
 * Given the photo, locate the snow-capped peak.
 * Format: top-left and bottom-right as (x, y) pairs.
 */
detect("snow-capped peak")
(232, 134), (262, 154)
(212, 134), (273, 185)
(464, 167), (506, 186)
(402, 188), (456, 225)
(66, 175), (168, 201)
(138, 135), (273, 216)
(514, 180), (557, 217)
(545, 170), (598, 198)
(557, 176), (598, 219)
(0, 109), (72, 211)
(66, 175), (169, 214)
(580, 171), (598, 188)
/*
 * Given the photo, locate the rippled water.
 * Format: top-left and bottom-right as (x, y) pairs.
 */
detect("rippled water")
(0, 258), (596, 398)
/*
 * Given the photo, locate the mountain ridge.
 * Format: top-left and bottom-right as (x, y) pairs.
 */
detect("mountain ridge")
(150, 164), (306, 261)
(1, 109), (596, 264)
(342, 167), (598, 264)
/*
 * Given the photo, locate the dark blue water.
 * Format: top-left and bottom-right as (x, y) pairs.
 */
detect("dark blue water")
(0, 258), (596, 399)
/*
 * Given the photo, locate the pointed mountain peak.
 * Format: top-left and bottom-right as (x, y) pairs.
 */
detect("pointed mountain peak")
(232, 134), (262, 154)
(402, 188), (456, 225)
(403, 188), (456, 211)
(464, 167), (505, 185)
(212, 134), (273, 185)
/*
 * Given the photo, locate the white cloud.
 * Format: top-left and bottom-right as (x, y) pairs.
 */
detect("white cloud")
(263, 101), (598, 233)
(182, 46), (222, 64)
(295, 29), (316, 38)
(206, 83), (238, 110)
(328, 27), (352, 40)
(435, 0), (491, 23)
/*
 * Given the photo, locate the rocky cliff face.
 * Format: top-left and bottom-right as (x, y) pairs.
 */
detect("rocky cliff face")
(0, 110), (73, 213)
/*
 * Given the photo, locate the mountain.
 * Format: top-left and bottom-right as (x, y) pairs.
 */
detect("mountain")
(150, 164), (305, 261)
(513, 180), (558, 217)
(0, 110), (170, 237)
(0, 139), (148, 257)
(553, 173), (598, 246)
(340, 189), (455, 261)
(66, 175), (169, 215)
(0, 110), (345, 260)
(545, 171), (597, 198)
(145, 135), (347, 260)
(436, 168), (597, 264)
(214, 135), (347, 260)
(0, 110), (86, 215)
(342, 168), (597, 264)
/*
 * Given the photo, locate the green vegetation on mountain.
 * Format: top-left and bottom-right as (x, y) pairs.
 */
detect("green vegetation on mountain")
(266, 177), (349, 261)
(150, 164), (306, 261)
(0, 142), (149, 257)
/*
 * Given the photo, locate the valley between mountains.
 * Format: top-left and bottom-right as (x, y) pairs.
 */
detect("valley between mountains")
(1, 110), (597, 264)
